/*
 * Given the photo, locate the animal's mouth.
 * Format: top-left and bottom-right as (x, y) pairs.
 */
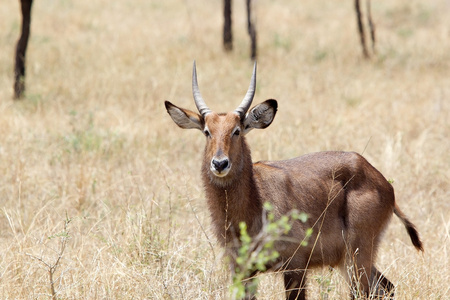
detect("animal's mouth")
(209, 158), (231, 178)
(210, 162), (231, 178)
(210, 156), (231, 178)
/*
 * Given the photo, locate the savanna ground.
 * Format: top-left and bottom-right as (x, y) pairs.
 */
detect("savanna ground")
(0, 0), (449, 299)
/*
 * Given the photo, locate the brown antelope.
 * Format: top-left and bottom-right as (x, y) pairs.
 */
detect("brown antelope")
(223, 0), (376, 59)
(164, 62), (423, 299)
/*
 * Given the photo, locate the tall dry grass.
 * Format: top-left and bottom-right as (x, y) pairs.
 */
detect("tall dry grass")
(0, 0), (449, 298)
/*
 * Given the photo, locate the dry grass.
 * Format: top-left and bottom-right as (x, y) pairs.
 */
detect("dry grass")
(0, 0), (449, 299)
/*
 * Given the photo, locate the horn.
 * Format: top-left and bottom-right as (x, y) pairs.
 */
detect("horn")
(234, 62), (257, 117)
(192, 61), (212, 117)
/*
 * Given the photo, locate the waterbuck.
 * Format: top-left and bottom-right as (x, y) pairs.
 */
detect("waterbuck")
(164, 62), (423, 299)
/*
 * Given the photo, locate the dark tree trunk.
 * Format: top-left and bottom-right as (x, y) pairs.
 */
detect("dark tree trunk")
(355, 0), (369, 59)
(224, 0), (233, 51)
(366, 0), (376, 54)
(246, 0), (257, 60)
(14, 0), (33, 99)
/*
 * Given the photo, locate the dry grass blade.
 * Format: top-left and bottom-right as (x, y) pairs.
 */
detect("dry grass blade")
(0, 0), (448, 299)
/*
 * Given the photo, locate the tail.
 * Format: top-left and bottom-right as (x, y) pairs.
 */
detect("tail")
(394, 204), (424, 252)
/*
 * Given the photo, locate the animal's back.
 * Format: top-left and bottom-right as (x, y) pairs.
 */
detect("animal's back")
(253, 151), (395, 215)
(252, 151), (396, 268)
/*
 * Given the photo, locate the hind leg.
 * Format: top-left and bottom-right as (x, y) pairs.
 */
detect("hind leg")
(284, 270), (307, 300)
(342, 254), (394, 299)
(339, 248), (376, 299)
(370, 266), (395, 299)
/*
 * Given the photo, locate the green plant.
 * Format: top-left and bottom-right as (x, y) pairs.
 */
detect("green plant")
(315, 273), (334, 300)
(26, 214), (71, 300)
(230, 202), (311, 299)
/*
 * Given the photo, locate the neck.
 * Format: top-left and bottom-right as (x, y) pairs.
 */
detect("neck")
(201, 143), (263, 246)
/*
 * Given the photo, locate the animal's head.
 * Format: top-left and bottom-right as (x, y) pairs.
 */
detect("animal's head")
(165, 62), (277, 185)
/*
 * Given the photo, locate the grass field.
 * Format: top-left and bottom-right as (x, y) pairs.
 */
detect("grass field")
(0, 0), (449, 298)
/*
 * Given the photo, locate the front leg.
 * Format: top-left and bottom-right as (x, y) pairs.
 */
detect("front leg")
(284, 270), (307, 300)
(230, 263), (259, 300)
(244, 270), (259, 300)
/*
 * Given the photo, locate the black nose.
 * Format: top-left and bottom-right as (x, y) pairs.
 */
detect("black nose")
(212, 158), (229, 172)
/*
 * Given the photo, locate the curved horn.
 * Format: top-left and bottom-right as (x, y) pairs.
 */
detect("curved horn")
(192, 61), (212, 117)
(234, 62), (257, 117)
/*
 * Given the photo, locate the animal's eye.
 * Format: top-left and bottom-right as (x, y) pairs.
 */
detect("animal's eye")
(204, 129), (211, 138)
(233, 129), (240, 136)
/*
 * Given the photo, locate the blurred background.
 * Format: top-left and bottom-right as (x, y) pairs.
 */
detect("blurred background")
(0, 0), (449, 298)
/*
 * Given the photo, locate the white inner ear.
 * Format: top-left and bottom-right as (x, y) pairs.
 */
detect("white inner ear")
(243, 103), (274, 134)
(243, 114), (257, 135)
(168, 106), (202, 130)
(252, 103), (274, 126)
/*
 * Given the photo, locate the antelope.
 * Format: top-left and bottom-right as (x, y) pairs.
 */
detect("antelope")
(14, 0), (34, 99)
(223, 0), (376, 59)
(164, 62), (423, 299)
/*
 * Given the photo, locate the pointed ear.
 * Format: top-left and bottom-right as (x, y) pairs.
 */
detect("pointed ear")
(243, 99), (277, 135)
(165, 101), (204, 130)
